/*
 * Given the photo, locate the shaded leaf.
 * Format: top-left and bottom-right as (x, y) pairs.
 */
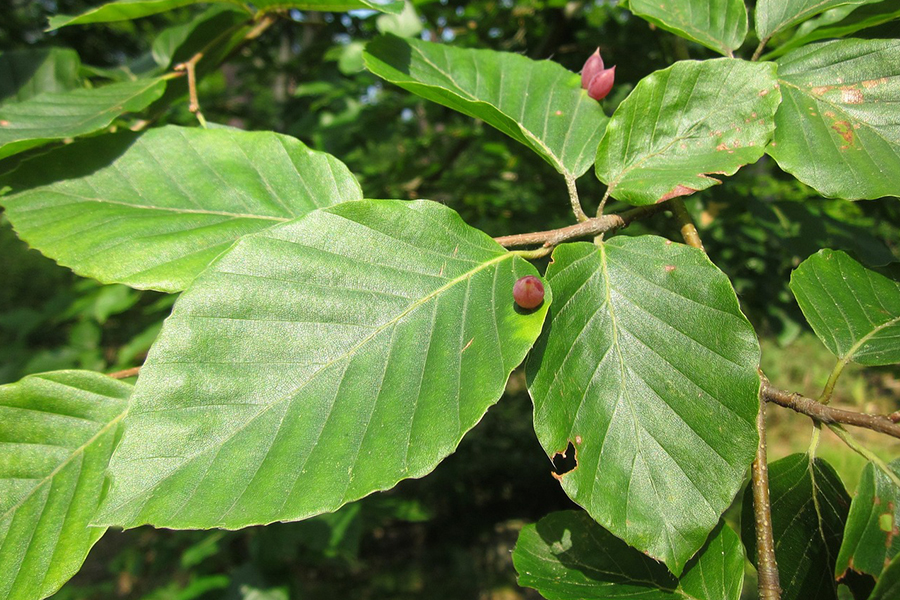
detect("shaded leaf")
(0, 49), (81, 106)
(49, 0), (402, 29)
(836, 460), (900, 581)
(790, 249), (900, 366)
(151, 5), (252, 70)
(627, 0), (748, 56)
(742, 453), (851, 600)
(769, 39), (900, 200)
(0, 77), (166, 160)
(95, 200), (551, 529)
(755, 0), (881, 41)
(595, 58), (780, 205)
(513, 511), (744, 599)
(0, 371), (131, 600)
(0, 125), (362, 293)
(526, 237), (759, 576)
(364, 33), (608, 179)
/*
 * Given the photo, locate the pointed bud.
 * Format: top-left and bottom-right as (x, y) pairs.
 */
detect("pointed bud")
(581, 48), (605, 90)
(586, 65), (615, 101)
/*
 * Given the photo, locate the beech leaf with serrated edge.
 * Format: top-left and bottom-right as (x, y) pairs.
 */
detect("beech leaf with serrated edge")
(0, 371), (131, 600)
(363, 33), (608, 180)
(790, 249), (900, 366)
(95, 199), (551, 530)
(0, 125), (363, 293)
(627, 0), (748, 56)
(526, 236), (759, 576)
(595, 58), (780, 205)
(513, 510), (745, 599)
(769, 39), (900, 200)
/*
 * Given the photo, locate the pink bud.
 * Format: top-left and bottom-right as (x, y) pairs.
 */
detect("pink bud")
(581, 49), (605, 90)
(586, 65), (615, 101)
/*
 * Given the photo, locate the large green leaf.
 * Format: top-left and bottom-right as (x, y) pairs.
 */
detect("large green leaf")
(363, 34), (608, 180)
(151, 5), (252, 70)
(0, 77), (166, 160)
(626, 0), (748, 56)
(95, 200), (551, 529)
(0, 125), (362, 293)
(836, 460), (900, 582)
(0, 371), (131, 600)
(0, 49), (81, 106)
(766, 0), (900, 59)
(513, 511), (744, 599)
(870, 554), (900, 600)
(595, 59), (780, 205)
(755, 0), (881, 41)
(49, 0), (402, 29)
(742, 454), (851, 600)
(769, 39), (900, 200)
(526, 237), (759, 576)
(790, 249), (900, 366)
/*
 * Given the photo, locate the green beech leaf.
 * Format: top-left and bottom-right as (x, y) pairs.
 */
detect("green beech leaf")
(769, 39), (900, 200)
(742, 454), (851, 600)
(627, 0), (748, 56)
(766, 0), (900, 59)
(836, 460), (900, 582)
(0, 77), (166, 160)
(0, 49), (81, 105)
(870, 554), (900, 600)
(595, 59), (780, 205)
(755, 0), (881, 41)
(151, 5), (252, 70)
(363, 33), (608, 180)
(0, 125), (362, 293)
(790, 249), (900, 366)
(0, 371), (131, 600)
(526, 237), (759, 576)
(95, 199), (551, 530)
(513, 511), (744, 599)
(49, 0), (402, 29)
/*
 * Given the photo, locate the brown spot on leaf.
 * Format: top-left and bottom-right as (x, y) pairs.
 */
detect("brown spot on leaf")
(658, 184), (700, 202)
(716, 143), (728, 151)
(862, 77), (888, 89)
(664, 265), (676, 272)
(551, 441), (578, 480)
(759, 89), (769, 96)
(841, 88), (863, 104)
(0, 120), (8, 126)
(811, 85), (831, 96)
(832, 120), (855, 146)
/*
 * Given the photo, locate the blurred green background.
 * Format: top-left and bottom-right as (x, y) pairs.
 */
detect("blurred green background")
(1, 1), (898, 598)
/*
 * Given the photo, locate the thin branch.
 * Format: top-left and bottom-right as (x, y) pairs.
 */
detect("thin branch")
(751, 37), (770, 62)
(565, 174), (589, 222)
(761, 382), (900, 440)
(494, 204), (664, 248)
(175, 52), (207, 128)
(668, 198), (704, 250)
(819, 356), (849, 404)
(753, 383), (781, 600)
(108, 366), (141, 380)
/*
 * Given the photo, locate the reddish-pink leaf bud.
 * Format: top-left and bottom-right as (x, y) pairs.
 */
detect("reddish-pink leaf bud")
(581, 48), (605, 90)
(586, 66), (615, 101)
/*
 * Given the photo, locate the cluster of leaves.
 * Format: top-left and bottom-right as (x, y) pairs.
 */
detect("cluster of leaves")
(0, 1), (899, 600)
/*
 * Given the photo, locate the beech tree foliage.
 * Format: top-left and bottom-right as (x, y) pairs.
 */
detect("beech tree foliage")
(0, 1), (899, 599)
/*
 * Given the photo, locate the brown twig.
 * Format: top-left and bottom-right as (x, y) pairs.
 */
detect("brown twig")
(751, 38), (770, 62)
(494, 204), (664, 248)
(175, 53), (206, 127)
(108, 366), (141, 380)
(668, 198), (704, 250)
(762, 382), (900, 440)
(753, 380), (782, 600)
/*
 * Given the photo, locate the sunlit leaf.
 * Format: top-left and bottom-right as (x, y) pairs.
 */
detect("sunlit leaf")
(0, 77), (166, 160)
(627, 0), (748, 56)
(769, 39), (900, 200)
(0, 371), (131, 600)
(526, 237), (759, 575)
(0, 125), (362, 293)
(791, 249), (900, 366)
(595, 58), (780, 205)
(364, 33), (608, 180)
(755, 0), (882, 41)
(513, 511), (744, 599)
(742, 453), (851, 600)
(95, 200), (551, 529)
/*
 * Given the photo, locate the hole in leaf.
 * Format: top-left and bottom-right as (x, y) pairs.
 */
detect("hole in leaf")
(551, 441), (577, 480)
